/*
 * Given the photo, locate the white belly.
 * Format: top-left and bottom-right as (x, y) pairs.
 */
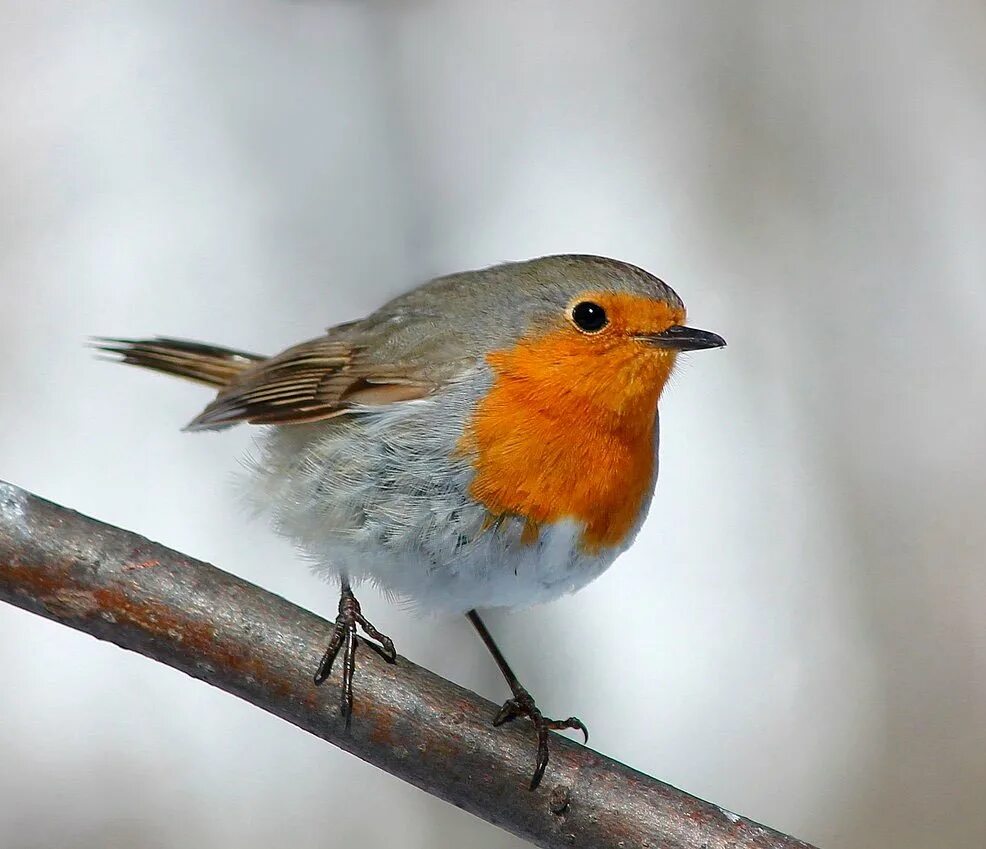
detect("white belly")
(313, 513), (616, 614)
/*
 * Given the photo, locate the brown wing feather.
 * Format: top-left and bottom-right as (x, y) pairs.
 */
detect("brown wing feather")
(184, 337), (433, 431)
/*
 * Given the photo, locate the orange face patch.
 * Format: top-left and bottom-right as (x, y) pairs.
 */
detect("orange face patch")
(460, 293), (684, 552)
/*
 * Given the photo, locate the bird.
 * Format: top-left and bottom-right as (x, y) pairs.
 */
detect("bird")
(93, 253), (725, 789)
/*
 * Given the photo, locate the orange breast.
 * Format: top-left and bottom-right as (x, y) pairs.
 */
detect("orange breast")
(460, 327), (676, 553)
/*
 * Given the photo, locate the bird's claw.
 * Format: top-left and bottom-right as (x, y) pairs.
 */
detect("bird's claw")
(314, 586), (396, 726)
(492, 686), (589, 790)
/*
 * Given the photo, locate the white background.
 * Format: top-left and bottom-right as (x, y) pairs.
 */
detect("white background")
(1, 3), (984, 848)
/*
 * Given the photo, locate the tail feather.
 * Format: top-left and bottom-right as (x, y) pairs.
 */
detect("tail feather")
(91, 337), (265, 389)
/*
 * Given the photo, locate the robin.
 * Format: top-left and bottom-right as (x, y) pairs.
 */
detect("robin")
(94, 254), (725, 789)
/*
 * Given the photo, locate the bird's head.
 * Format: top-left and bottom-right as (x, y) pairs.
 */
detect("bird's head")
(464, 255), (725, 417)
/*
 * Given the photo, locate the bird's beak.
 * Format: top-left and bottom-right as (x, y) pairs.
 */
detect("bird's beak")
(638, 325), (726, 351)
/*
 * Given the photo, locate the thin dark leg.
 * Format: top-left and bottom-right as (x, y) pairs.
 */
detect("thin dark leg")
(466, 610), (588, 790)
(466, 609), (523, 689)
(315, 581), (397, 726)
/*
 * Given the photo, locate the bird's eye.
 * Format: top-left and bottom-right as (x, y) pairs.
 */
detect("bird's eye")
(571, 301), (608, 333)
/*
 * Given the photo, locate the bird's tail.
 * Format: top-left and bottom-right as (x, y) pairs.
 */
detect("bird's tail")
(91, 337), (265, 389)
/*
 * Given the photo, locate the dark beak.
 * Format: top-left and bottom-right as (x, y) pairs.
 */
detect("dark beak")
(639, 325), (726, 351)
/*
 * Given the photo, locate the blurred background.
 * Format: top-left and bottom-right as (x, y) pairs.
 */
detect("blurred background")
(1, 2), (984, 847)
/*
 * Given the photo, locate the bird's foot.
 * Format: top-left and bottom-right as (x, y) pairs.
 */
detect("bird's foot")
(314, 585), (396, 725)
(493, 685), (588, 790)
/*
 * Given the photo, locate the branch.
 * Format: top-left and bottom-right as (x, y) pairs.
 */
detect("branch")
(0, 480), (818, 849)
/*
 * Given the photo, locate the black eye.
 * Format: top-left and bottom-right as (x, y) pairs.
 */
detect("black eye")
(571, 301), (608, 333)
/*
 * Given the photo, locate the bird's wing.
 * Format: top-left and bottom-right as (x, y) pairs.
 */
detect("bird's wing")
(184, 334), (453, 431)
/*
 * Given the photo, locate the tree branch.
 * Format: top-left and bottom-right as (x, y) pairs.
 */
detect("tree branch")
(0, 479), (818, 849)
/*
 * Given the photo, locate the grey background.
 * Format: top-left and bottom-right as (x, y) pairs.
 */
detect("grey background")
(1, 3), (984, 848)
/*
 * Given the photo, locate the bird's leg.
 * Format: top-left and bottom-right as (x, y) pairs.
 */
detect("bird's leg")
(315, 581), (397, 725)
(466, 610), (588, 790)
